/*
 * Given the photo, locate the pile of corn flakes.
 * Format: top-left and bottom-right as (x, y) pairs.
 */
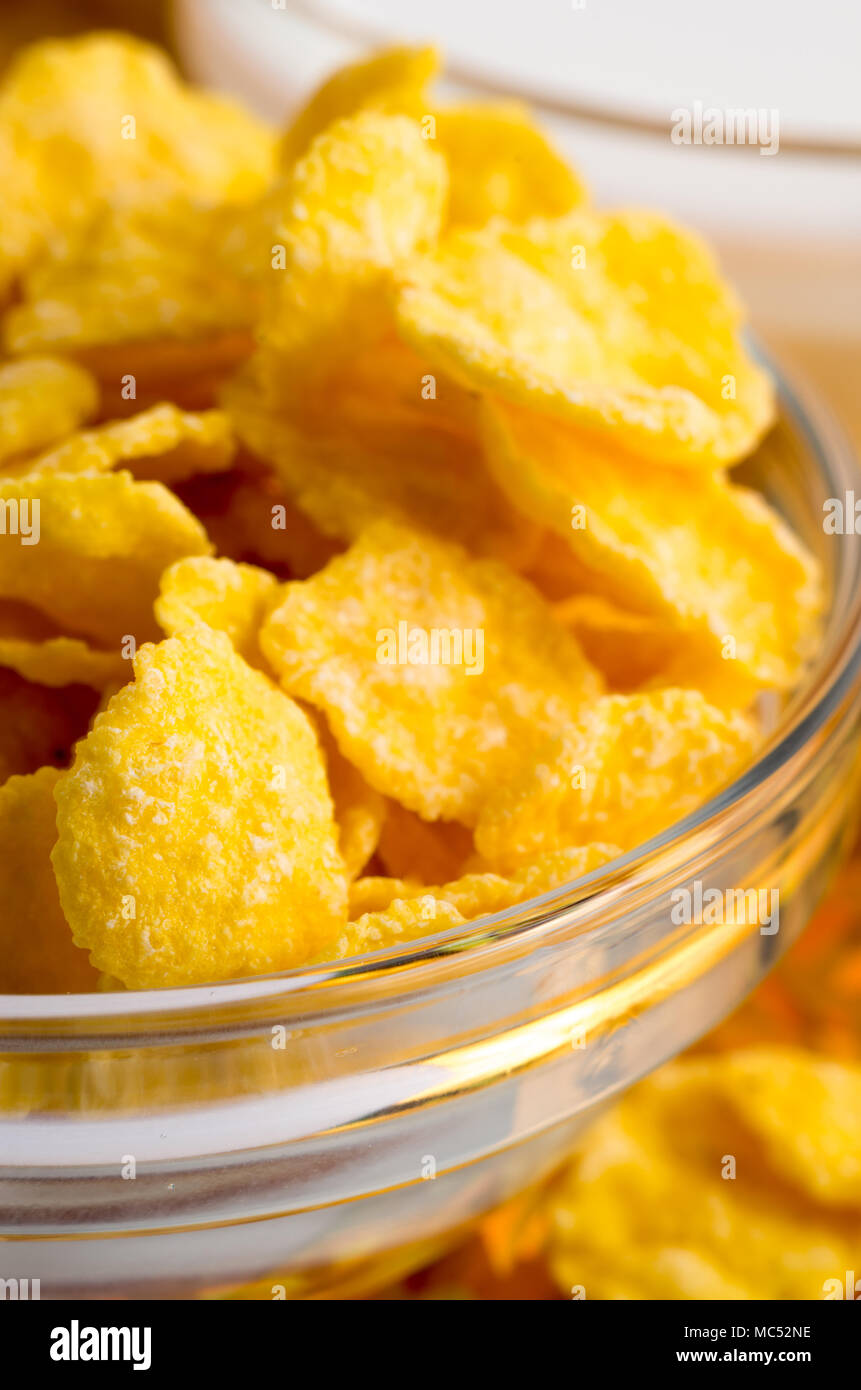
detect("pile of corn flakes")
(0, 35), (825, 993)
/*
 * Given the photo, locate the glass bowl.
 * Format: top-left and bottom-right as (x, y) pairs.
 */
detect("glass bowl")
(1, 352), (860, 1300)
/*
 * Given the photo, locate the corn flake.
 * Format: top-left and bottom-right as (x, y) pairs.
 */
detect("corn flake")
(0, 470), (211, 647)
(481, 399), (822, 691)
(348, 875), (420, 918)
(0, 600), (125, 688)
(23, 404), (235, 486)
(337, 842), (619, 958)
(0, 33), (275, 291)
(547, 1048), (861, 1300)
(52, 628), (347, 988)
(225, 358), (537, 569)
(260, 520), (602, 824)
(435, 103), (587, 228)
(3, 199), (268, 359)
(330, 895), (467, 959)
(259, 112), (447, 395)
(279, 45), (438, 168)
(475, 689), (756, 866)
(397, 211), (775, 467)
(0, 356), (98, 465)
(155, 556), (279, 669)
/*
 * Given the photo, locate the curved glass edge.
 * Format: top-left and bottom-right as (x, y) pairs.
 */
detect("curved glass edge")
(285, 0), (861, 158)
(2, 347), (860, 1032)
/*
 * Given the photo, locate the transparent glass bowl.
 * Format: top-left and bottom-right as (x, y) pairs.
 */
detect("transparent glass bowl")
(2, 354), (861, 1299)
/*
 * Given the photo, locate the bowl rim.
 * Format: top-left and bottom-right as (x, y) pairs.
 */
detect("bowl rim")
(3, 346), (861, 1030)
(282, 0), (861, 158)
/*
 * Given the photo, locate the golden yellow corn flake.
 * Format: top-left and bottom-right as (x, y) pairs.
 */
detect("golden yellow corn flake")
(337, 842), (619, 958)
(3, 198), (268, 358)
(52, 628), (348, 988)
(0, 470), (211, 647)
(348, 875), (419, 918)
(708, 1050), (861, 1205)
(0, 636), (122, 690)
(25, 405), (235, 485)
(577, 691), (757, 848)
(364, 842), (618, 920)
(259, 112), (447, 394)
(476, 689), (756, 866)
(155, 556), (279, 669)
(481, 400), (822, 691)
(0, 33), (275, 292)
(0, 600), (125, 689)
(0, 356), (98, 465)
(0, 767), (98, 993)
(351, 875), (513, 934)
(397, 211), (775, 467)
(278, 51), (586, 232)
(434, 103), (587, 228)
(0, 667), (97, 784)
(547, 1048), (861, 1300)
(481, 842), (622, 901)
(225, 358), (538, 569)
(331, 895), (467, 960)
(260, 520), (602, 824)
(279, 45), (438, 168)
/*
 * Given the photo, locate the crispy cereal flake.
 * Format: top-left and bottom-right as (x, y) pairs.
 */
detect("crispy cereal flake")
(259, 111), (447, 394)
(0, 470), (211, 647)
(435, 103), (587, 228)
(547, 1049), (861, 1299)
(260, 521), (602, 824)
(279, 45), (438, 168)
(27, 405), (236, 485)
(155, 556), (279, 669)
(475, 689), (756, 865)
(52, 629), (348, 987)
(337, 843), (618, 958)
(481, 399), (823, 691)
(398, 211), (775, 466)
(0, 357), (98, 465)
(0, 33), (275, 290)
